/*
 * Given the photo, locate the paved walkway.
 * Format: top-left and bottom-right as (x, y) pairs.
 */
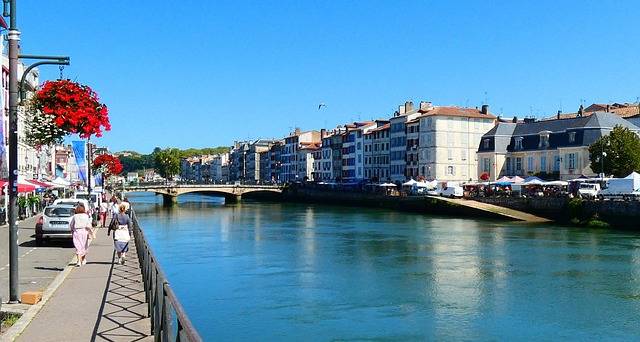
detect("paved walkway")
(16, 228), (152, 342)
(435, 196), (552, 223)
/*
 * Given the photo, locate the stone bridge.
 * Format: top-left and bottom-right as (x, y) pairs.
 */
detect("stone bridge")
(123, 184), (283, 204)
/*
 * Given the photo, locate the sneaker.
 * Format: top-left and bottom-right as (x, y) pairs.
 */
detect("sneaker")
(76, 262), (81, 267)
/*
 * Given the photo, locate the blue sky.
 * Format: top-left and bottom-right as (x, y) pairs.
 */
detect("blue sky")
(18, 1), (640, 153)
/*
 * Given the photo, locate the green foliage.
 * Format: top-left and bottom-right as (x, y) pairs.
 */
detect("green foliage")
(17, 197), (27, 208)
(117, 146), (229, 174)
(588, 125), (640, 177)
(154, 148), (181, 179)
(567, 197), (584, 221)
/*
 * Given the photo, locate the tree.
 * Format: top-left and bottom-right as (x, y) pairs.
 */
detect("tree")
(154, 148), (181, 179)
(589, 125), (640, 177)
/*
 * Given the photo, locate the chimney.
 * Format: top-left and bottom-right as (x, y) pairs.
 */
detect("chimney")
(405, 101), (414, 113)
(419, 101), (433, 111)
(512, 116), (518, 123)
(320, 128), (327, 138)
(398, 105), (406, 115)
(606, 104), (610, 112)
(557, 110), (562, 120)
(294, 127), (301, 135)
(578, 105), (584, 117)
(481, 104), (489, 115)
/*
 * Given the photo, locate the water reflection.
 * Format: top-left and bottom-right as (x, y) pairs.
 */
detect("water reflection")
(129, 192), (640, 341)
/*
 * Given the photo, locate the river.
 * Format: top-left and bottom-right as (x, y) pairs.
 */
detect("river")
(129, 192), (640, 341)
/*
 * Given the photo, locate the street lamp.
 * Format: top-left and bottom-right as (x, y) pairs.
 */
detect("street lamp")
(3, 0), (71, 303)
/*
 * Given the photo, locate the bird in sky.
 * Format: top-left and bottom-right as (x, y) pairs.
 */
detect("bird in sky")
(318, 103), (327, 110)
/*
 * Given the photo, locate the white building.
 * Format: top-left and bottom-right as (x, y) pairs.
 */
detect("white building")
(281, 129), (320, 182)
(297, 143), (320, 181)
(418, 105), (496, 182)
(210, 153), (229, 182)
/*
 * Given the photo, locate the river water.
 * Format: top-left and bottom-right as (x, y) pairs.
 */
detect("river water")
(129, 192), (640, 341)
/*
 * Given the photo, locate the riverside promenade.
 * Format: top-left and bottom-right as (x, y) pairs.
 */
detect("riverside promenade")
(10, 228), (151, 341)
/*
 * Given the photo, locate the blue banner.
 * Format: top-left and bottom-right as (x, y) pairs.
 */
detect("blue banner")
(0, 87), (4, 159)
(94, 172), (103, 186)
(72, 140), (87, 185)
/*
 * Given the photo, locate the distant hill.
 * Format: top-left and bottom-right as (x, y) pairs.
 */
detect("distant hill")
(117, 146), (230, 173)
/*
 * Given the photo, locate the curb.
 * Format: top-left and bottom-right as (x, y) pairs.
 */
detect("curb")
(0, 227), (100, 342)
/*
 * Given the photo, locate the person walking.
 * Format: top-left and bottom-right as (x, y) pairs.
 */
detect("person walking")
(99, 200), (109, 228)
(108, 204), (132, 265)
(121, 197), (131, 215)
(69, 204), (92, 267)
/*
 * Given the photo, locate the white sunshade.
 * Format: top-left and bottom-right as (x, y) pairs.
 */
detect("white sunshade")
(378, 183), (397, 187)
(543, 180), (568, 186)
(402, 179), (418, 186)
(51, 177), (71, 187)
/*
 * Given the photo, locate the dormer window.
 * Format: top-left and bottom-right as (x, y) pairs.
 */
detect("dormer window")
(539, 132), (550, 149)
(514, 137), (523, 150)
(483, 139), (490, 149)
(568, 131), (576, 143)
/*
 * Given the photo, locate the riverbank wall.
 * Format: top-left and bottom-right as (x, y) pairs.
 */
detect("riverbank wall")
(279, 187), (532, 222)
(474, 197), (640, 228)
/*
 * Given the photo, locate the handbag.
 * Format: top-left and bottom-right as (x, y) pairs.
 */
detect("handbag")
(114, 225), (131, 242)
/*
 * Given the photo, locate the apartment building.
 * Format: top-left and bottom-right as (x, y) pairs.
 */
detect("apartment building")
(389, 101), (422, 182)
(418, 104), (496, 182)
(406, 118), (420, 179)
(477, 112), (639, 181)
(281, 129), (321, 182)
(245, 139), (277, 183)
(297, 143), (320, 181)
(363, 122), (390, 181)
(341, 121), (376, 181)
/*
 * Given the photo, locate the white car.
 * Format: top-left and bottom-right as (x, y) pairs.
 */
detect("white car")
(439, 185), (464, 198)
(35, 204), (75, 246)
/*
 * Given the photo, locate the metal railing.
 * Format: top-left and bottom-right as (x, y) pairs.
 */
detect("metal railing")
(131, 210), (203, 342)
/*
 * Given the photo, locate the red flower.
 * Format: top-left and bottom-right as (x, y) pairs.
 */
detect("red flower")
(93, 154), (123, 176)
(32, 80), (110, 139)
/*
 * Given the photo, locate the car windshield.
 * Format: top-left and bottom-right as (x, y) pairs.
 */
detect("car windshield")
(57, 201), (79, 206)
(44, 207), (74, 217)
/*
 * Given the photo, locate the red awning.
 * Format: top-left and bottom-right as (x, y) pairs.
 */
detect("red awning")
(29, 179), (53, 188)
(0, 179), (38, 193)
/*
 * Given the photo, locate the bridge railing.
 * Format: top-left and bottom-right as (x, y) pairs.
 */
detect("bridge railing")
(131, 209), (203, 342)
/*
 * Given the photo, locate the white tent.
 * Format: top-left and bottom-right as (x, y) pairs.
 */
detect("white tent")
(378, 183), (397, 187)
(51, 177), (71, 188)
(543, 180), (568, 186)
(625, 172), (640, 190)
(402, 179), (418, 186)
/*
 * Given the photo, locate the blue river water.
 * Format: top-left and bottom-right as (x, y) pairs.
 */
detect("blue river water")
(129, 192), (640, 341)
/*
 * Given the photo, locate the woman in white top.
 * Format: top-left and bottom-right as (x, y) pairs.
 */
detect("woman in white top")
(69, 204), (92, 267)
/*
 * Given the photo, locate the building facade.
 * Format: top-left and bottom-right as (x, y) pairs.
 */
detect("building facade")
(418, 105), (496, 182)
(389, 101), (422, 182)
(477, 112), (640, 181)
(281, 129), (320, 182)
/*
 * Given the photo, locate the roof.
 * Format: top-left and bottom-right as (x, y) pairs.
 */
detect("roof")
(344, 121), (375, 129)
(367, 123), (390, 133)
(419, 106), (497, 119)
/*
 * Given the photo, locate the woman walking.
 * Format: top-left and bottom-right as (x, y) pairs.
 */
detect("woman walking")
(109, 204), (132, 265)
(69, 204), (92, 267)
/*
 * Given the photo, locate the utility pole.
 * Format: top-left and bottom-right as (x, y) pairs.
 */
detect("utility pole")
(6, 0), (20, 303)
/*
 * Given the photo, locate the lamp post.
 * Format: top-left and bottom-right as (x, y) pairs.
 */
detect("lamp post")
(4, 0), (71, 302)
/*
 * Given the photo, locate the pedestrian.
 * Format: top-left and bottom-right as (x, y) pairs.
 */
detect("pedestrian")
(99, 200), (109, 228)
(121, 197), (131, 215)
(69, 204), (92, 267)
(110, 197), (119, 217)
(108, 204), (132, 265)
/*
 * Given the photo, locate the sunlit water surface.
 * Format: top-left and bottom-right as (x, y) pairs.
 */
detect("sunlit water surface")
(129, 192), (640, 341)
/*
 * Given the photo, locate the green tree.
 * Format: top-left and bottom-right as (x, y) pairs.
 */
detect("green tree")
(589, 125), (640, 177)
(154, 148), (181, 179)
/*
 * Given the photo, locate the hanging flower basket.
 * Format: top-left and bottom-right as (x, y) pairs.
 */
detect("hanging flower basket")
(25, 80), (110, 146)
(93, 154), (123, 176)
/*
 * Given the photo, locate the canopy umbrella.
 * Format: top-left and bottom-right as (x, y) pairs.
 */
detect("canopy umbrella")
(402, 179), (418, 186)
(511, 176), (525, 183)
(496, 176), (512, 183)
(29, 179), (54, 188)
(1, 180), (37, 193)
(543, 180), (568, 186)
(51, 177), (71, 188)
(523, 176), (544, 185)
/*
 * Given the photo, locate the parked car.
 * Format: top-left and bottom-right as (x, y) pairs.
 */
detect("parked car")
(35, 204), (76, 246)
(438, 183), (464, 198)
(578, 183), (600, 199)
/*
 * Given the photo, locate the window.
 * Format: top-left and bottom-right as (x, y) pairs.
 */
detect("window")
(483, 158), (490, 172)
(515, 157), (522, 171)
(446, 165), (455, 175)
(567, 153), (576, 169)
(483, 139), (490, 149)
(568, 131), (576, 143)
(357, 142), (361, 150)
(515, 137), (523, 150)
(540, 156), (547, 172)
(447, 149), (453, 160)
(461, 149), (468, 161)
(539, 133), (550, 149)
(506, 157), (512, 172)
(554, 156), (560, 172)
(527, 156), (534, 171)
